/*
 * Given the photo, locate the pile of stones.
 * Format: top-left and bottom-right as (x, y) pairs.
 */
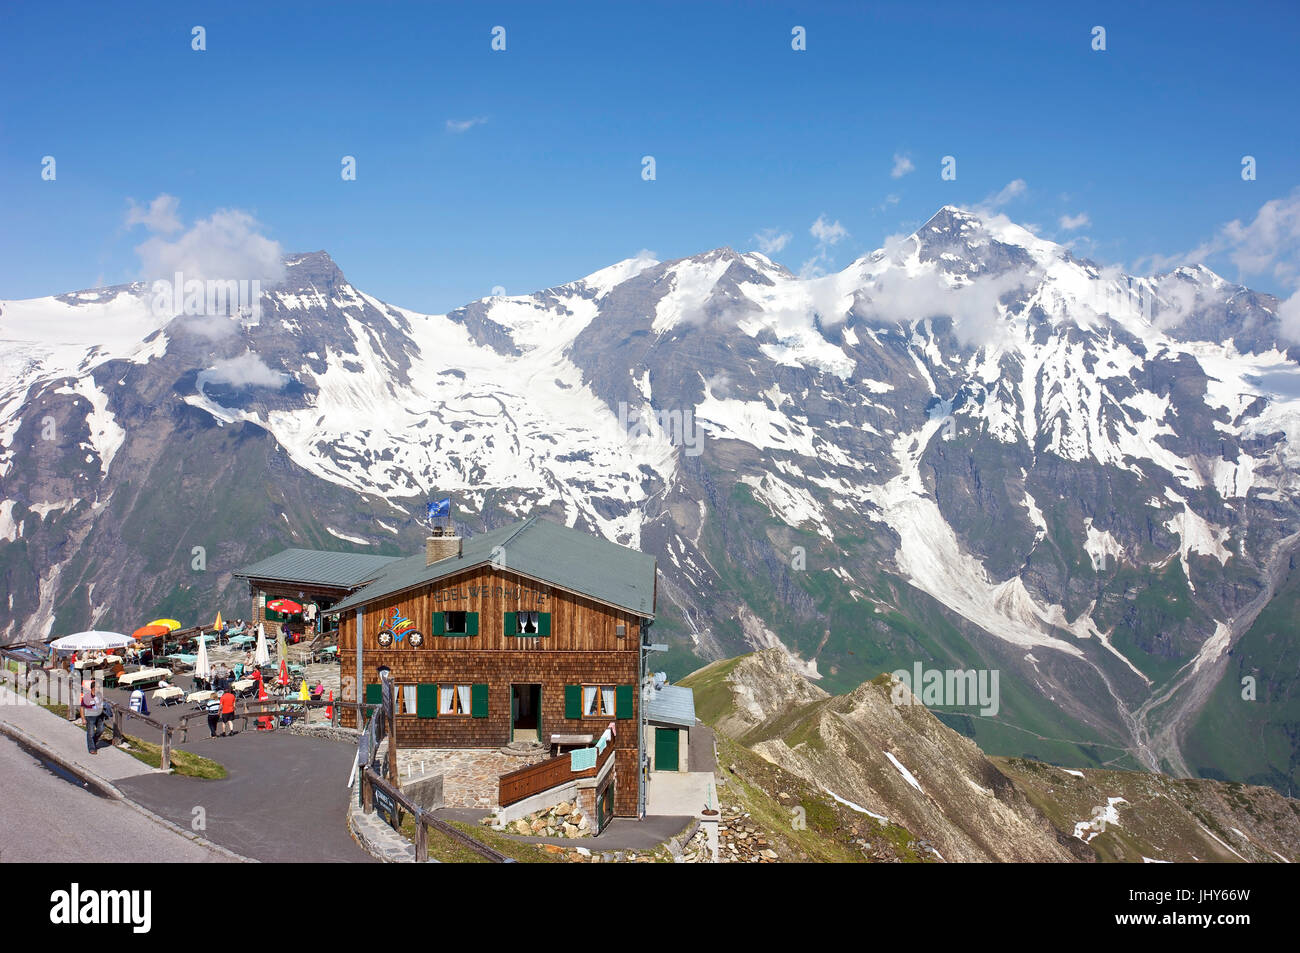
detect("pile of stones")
(718, 809), (779, 862)
(487, 800), (591, 838)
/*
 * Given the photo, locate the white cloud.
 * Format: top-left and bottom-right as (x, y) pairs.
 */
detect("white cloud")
(877, 194), (901, 213)
(890, 153), (915, 179)
(754, 228), (792, 255)
(201, 351), (288, 390)
(862, 268), (1028, 348)
(810, 214), (849, 246)
(446, 117), (488, 133)
(125, 194), (182, 234)
(982, 178), (1027, 210)
(801, 214), (851, 277)
(134, 208), (285, 286)
(1131, 189), (1300, 342)
(1059, 212), (1091, 231)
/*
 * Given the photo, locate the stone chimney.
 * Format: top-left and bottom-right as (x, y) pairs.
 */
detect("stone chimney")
(426, 525), (462, 565)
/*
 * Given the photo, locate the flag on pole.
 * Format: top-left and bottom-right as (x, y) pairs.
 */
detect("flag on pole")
(427, 497), (450, 521)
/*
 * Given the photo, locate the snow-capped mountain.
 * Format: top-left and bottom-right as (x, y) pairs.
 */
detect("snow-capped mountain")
(3, 206), (1299, 792)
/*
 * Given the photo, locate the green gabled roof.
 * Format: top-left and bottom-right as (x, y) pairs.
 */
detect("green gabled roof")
(233, 549), (402, 589)
(330, 517), (656, 618)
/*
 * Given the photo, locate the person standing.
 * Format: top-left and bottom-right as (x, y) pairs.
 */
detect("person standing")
(219, 687), (238, 736)
(81, 680), (105, 755)
(205, 696), (221, 738)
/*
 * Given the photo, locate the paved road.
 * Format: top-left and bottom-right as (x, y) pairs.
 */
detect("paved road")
(2, 678), (373, 863)
(116, 729), (374, 863)
(0, 734), (231, 863)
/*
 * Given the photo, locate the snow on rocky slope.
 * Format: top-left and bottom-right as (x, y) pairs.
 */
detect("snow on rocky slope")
(2, 207), (1299, 789)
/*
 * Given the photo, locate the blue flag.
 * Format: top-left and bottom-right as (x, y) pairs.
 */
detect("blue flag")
(427, 498), (450, 520)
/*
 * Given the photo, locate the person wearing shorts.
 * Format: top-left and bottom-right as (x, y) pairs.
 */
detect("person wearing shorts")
(219, 689), (237, 735)
(205, 697), (221, 737)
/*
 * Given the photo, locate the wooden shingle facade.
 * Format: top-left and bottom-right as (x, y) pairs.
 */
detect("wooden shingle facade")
(330, 517), (657, 818)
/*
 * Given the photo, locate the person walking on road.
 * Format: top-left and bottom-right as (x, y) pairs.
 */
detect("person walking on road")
(205, 697), (221, 738)
(80, 679), (105, 755)
(219, 687), (238, 736)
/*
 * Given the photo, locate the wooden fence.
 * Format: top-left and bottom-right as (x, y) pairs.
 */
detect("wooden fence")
(361, 766), (508, 863)
(498, 740), (614, 808)
(109, 706), (176, 771)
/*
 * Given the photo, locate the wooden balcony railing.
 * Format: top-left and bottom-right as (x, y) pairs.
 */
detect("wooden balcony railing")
(498, 740), (615, 808)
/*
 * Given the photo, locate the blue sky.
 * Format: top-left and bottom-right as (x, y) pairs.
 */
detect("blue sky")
(2, 0), (1298, 312)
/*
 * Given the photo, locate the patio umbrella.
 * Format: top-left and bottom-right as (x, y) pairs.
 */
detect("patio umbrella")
(267, 599), (302, 614)
(194, 630), (212, 682)
(132, 624), (170, 640)
(213, 610), (224, 630)
(148, 619), (182, 631)
(255, 671), (272, 730)
(50, 631), (132, 652)
(277, 658), (289, 687)
(254, 624), (270, 666)
(325, 690), (334, 720)
(298, 679), (309, 701)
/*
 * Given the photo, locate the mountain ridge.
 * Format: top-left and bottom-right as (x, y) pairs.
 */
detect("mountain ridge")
(2, 204), (1299, 796)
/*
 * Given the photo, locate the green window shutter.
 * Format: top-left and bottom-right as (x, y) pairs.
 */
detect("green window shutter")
(564, 684), (582, 719)
(471, 683), (489, 718)
(616, 684), (633, 719)
(537, 612), (551, 637)
(503, 612), (517, 636)
(466, 612), (479, 636)
(416, 683), (437, 718)
(365, 683), (381, 705)
(431, 612), (445, 636)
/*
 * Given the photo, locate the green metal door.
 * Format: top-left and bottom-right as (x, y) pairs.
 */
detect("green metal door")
(655, 727), (680, 771)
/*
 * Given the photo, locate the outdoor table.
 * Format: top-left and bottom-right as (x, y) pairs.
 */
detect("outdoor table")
(120, 668), (169, 687)
(165, 653), (198, 666)
(187, 690), (217, 704)
(228, 635), (254, 647)
(152, 687), (184, 705)
(231, 679), (255, 694)
(74, 655), (121, 669)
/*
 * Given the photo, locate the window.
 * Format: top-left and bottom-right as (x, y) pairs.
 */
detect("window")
(433, 611), (478, 636)
(400, 684), (418, 715)
(505, 611), (550, 636)
(582, 684), (617, 717)
(439, 684), (472, 715)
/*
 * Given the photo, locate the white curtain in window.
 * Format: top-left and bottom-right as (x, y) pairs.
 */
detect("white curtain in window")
(457, 685), (471, 713)
(583, 686), (598, 716)
(440, 686), (455, 713)
(402, 686), (417, 714)
(520, 611), (537, 634)
(602, 686), (615, 717)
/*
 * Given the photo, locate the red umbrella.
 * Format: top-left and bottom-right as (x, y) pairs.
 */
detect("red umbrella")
(325, 690), (334, 720)
(277, 658), (289, 686)
(132, 624), (170, 640)
(267, 599), (302, 614)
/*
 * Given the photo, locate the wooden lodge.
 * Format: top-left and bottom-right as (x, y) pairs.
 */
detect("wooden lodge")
(315, 516), (658, 819)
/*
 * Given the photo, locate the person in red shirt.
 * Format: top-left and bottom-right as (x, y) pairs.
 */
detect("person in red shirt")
(219, 688), (238, 736)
